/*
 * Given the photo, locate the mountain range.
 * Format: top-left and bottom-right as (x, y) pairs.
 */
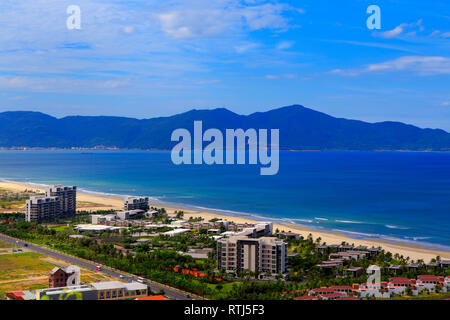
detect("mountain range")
(0, 105), (449, 151)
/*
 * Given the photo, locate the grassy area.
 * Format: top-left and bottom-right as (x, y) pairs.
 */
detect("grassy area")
(0, 280), (48, 300)
(381, 292), (450, 300)
(0, 187), (43, 212)
(206, 281), (241, 294)
(0, 199), (24, 211)
(48, 225), (72, 232)
(0, 250), (117, 299)
(0, 240), (14, 249)
(77, 201), (109, 208)
(0, 252), (55, 281)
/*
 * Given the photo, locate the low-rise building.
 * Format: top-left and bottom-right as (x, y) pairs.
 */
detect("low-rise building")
(388, 277), (413, 295)
(320, 292), (346, 300)
(345, 267), (363, 278)
(406, 263), (420, 272)
(144, 210), (159, 218)
(309, 288), (336, 296)
(116, 209), (145, 221)
(328, 286), (354, 295)
(49, 267), (77, 288)
(36, 281), (148, 300)
(416, 275), (444, 291)
(124, 197), (149, 211)
(278, 231), (300, 240)
(37, 285), (98, 300)
(5, 290), (36, 301)
(74, 224), (123, 234)
(388, 265), (403, 274)
(181, 248), (214, 259)
(338, 245), (354, 252)
(163, 228), (190, 237)
(294, 296), (319, 300)
(90, 281), (148, 300)
(91, 214), (117, 224)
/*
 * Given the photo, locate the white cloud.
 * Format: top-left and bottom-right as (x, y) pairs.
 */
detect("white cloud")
(441, 101), (450, 107)
(331, 56), (450, 76)
(264, 73), (297, 79)
(378, 25), (404, 39)
(234, 42), (260, 53)
(374, 20), (424, 39)
(276, 41), (295, 50)
(366, 56), (450, 75)
(155, 9), (233, 39)
(123, 26), (135, 34)
(430, 30), (450, 38)
(154, 1), (298, 39)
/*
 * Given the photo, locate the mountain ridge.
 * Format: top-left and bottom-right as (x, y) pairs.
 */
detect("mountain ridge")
(0, 105), (449, 151)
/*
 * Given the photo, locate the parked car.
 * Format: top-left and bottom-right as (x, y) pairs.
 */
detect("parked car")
(96, 266), (102, 271)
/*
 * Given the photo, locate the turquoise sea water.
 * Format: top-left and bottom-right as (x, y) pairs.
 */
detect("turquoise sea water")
(0, 150), (449, 250)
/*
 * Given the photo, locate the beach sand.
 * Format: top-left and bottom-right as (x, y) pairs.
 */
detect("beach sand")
(0, 181), (449, 261)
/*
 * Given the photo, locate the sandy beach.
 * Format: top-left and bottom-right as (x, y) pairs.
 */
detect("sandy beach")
(1, 181), (449, 261)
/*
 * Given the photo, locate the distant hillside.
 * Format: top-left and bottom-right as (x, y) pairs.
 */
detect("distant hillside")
(0, 105), (449, 151)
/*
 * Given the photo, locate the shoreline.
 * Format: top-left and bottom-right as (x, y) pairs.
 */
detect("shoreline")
(0, 180), (449, 261)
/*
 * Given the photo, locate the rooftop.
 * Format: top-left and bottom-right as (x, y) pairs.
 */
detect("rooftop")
(90, 281), (146, 291)
(5, 290), (36, 300)
(294, 296), (319, 300)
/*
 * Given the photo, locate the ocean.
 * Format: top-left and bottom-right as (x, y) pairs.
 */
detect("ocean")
(0, 150), (449, 251)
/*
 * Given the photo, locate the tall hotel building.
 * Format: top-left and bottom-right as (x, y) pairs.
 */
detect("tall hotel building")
(26, 196), (60, 223)
(46, 185), (77, 215)
(26, 185), (77, 223)
(217, 236), (287, 276)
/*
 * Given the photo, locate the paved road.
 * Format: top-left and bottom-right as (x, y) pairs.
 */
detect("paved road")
(0, 233), (197, 300)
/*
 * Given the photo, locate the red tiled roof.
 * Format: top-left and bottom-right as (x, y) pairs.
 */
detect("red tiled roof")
(320, 293), (345, 299)
(336, 297), (360, 300)
(389, 279), (412, 285)
(5, 291), (25, 300)
(417, 275), (442, 280)
(310, 288), (335, 293)
(389, 277), (410, 281)
(329, 286), (353, 290)
(294, 296), (319, 300)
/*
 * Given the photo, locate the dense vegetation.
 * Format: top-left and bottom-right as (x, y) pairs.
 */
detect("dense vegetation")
(1, 106), (449, 150)
(1, 212), (448, 300)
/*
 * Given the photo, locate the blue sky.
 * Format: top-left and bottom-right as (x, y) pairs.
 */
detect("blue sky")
(0, 0), (449, 130)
